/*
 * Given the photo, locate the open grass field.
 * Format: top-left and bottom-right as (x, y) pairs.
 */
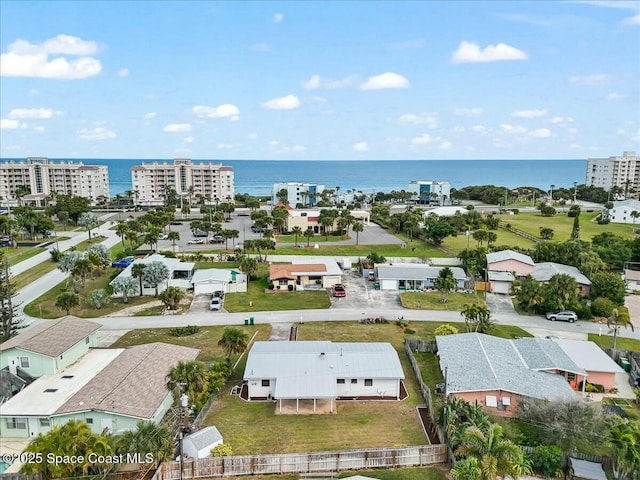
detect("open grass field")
(401, 291), (485, 310)
(4, 246), (46, 266)
(588, 333), (640, 352)
(277, 233), (347, 243)
(502, 211), (636, 242)
(112, 325), (271, 361)
(442, 228), (535, 252)
(273, 242), (444, 258)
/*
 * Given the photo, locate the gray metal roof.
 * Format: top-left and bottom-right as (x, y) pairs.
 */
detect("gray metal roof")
(531, 262), (592, 285)
(185, 426), (223, 450)
(0, 317), (101, 357)
(569, 458), (607, 480)
(244, 341), (404, 399)
(514, 338), (586, 375)
(377, 264), (467, 281)
(436, 333), (578, 402)
(487, 271), (515, 282)
(486, 250), (534, 266)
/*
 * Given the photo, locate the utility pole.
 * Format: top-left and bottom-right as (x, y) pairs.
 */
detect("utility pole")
(179, 391), (189, 480)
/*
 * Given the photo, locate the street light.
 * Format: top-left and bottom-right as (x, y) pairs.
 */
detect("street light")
(179, 392), (189, 480)
(573, 181), (578, 204)
(549, 184), (555, 203)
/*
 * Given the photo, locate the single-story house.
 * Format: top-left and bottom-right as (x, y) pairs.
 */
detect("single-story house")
(436, 333), (583, 416)
(0, 342), (200, 439)
(486, 250), (535, 294)
(552, 339), (624, 390)
(110, 254), (195, 297)
(376, 264), (467, 291)
(569, 458), (607, 480)
(183, 426), (223, 459)
(269, 259), (342, 290)
(531, 262), (592, 296)
(191, 268), (247, 295)
(243, 341), (405, 414)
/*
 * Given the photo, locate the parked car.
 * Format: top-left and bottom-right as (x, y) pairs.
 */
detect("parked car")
(545, 310), (578, 323)
(213, 291), (224, 299)
(332, 284), (346, 297)
(208, 235), (224, 244)
(187, 238), (204, 245)
(250, 225), (265, 233)
(170, 221), (183, 225)
(193, 229), (207, 237)
(159, 233), (169, 240)
(112, 256), (135, 268)
(209, 297), (223, 311)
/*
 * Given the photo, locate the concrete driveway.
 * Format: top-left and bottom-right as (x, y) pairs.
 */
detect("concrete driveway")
(485, 293), (517, 315)
(330, 269), (402, 315)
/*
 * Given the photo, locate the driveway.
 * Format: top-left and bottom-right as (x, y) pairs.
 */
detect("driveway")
(485, 293), (517, 315)
(189, 293), (226, 314)
(330, 269), (402, 315)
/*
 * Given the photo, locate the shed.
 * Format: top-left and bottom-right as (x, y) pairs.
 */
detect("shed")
(569, 457), (607, 480)
(182, 426), (223, 459)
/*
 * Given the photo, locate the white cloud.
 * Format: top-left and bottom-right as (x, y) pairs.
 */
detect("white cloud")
(398, 113), (438, 128)
(300, 74), (356, 90)
(621, 14), (640, 25)
(1, 119), (27, 129)
(550, 116), (574, 124)
(605, 92), (627, 101)
(360, 72), (410, 90)
(500, 124), (527, 134)
(77, 126), (116, 140)
(411, 134), (435, 145)
(268, 140), (280, 146)
(568, 74), (614, 86)
(451, 126), (466, 133)
(511, 109), (547, 118)
(247, 133), (258, 140)
(388, 39), (425, 50)
(184, 136), (194, 143)
(471, 124), (487, 133)
(5, 145), (21, 150)
(440, 141), (453, 150)
(143, 112), (157, 120)
(1, 34), (102, 79)
(261, 94), (300, 110)
(192, 104), (240, 121)
(528, 128), (552, 138)
(252, 43), (271, 52)
(282, 145), (306, 152)
(9, 108), (60, 119)
(273, 13), (284, 23)
(307, 95), (328, 104)
(28, 88), (38, 96)
(353, 141), (369, 152)
(34, 126), (45, 132)
(451, 41), (528, 63)
(453, 107), (484, 116)
(217, 143), (234, 149)
(117, 68), (129, 77)
(163, 123), (192, 132)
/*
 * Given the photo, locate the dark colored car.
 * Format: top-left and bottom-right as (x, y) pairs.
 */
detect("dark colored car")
(170, 221), (183, 225)
(112, 256), (135, 268)
(193, 229), (207, 237)
(545, 310), (578, 323)
(208, 235), (224, 244)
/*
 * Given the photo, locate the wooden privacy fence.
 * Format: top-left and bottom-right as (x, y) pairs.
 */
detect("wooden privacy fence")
(151, 445), (447, 479)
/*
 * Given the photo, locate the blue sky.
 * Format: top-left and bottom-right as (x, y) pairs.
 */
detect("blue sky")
(1, 0), (639, 160)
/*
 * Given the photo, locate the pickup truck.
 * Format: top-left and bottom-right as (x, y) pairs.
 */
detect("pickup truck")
(331, 284), (346, 297)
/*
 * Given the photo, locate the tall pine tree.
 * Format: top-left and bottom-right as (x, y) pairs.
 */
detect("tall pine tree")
(0, 254), (25, 343)
(570, 212), (581, 240)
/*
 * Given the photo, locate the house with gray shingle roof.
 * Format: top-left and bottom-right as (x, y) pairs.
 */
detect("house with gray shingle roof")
(376, 264), (467, 291)
(436, 333), (583, 415)
(532, 262), (592, 296)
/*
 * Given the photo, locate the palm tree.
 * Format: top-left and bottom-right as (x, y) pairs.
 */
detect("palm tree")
(291, 226), (302, 246)
(352, 221), (364, 245)
(473, 229), (489, 247)
(434, 267), (456, 303)
(166, 360), (209, 407)
(457, 424), (528, 480)
(116, 421), (173, 467)
(14, 184), (30, 207)
(451, 457), (481, 480)
(608, 307), (634, 349)
(304, 227), (315, 246)
(167, 231), (180, 253)
(218, 327), (249, 361)
(604, 415), (640, 480)
(115, 220), (128, 250)
(131, 263), (146, 296)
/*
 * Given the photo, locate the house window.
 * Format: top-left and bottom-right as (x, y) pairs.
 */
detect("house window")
(19, 357), (29, 368)
(6, 418), (26, 429)
(485, 395), (498, 407)
(351, 379), (358, 384)
(85, 336), (90, 344)
(337, 379), (345, 384)
(86, 418), (94, 424)
(261, 380), (270, 387)
(39, 418), (50, 427)
(364, 379), (373, 386)
(567, 372), (576, 381)
(502, 397), (511, 406)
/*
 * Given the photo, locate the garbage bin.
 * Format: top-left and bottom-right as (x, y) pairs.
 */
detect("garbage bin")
(249, 316), (255, 325)
(244, 318), (249, 326)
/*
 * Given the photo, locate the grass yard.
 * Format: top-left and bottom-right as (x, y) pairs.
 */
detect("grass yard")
(277, 234), (347, 243)
(4, 246), (46, 266)
(414, 352), (445, 388)
(588, 333), (640, 352)
(11, 260), (59, 291)
(224, 278), (331, 312)
(194, 261), (240, 269)
(111, 325), (271, 362)
(273, 242), (444, 258)
(226, 467), (448, 480)
(401, 291), (485, 310)
(501, 211), (636, 241)
(442, 228), (535, 253)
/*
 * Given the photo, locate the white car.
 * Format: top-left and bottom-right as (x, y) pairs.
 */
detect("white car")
(187, 238), (204, 245)
(209, 297), (223, 311)
(159, 233), (169, 240)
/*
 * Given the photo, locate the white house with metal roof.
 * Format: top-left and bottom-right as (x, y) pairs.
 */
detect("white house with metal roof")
(436, 333), (583, 415)
(376, 264), (467, 291)
(532, 262), (592, 295)
(243, 341), (405, 414)
(190, 268), (247, 295)
(110, 254), (195, 297)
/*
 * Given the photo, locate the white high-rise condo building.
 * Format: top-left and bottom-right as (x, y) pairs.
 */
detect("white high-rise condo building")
(272, 182), (325, 206)
(408, 181), (451, 205)
(131, 159), (234, 206)
(0, 158), (109, 206)
(586, 151), (639, 195)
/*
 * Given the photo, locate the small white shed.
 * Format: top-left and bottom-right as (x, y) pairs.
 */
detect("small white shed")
(182, 426), (223, 459)
(191, 269), (246, 295)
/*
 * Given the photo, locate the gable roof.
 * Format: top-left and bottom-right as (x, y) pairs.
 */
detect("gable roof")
(514, 338), (586, 374)
(553, 339), (624, 374)
(377, 264), (467, 281)
(531, 262), (591, 285)
(436, 333), (580, 402)
(185, 426), (223, 450)
(244, 341), (404, 399)
(486, 250), (534, 266)
(269, 259), (342, 281)
(0, 317), (101, 357)
(55, 343), (200, 419)
(191, 268), (241, 284)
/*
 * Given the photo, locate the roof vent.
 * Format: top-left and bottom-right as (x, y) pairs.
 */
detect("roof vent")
(44, 388), (58, 393)
(320, 352), (326, 358)
(62, 375), (74, 379)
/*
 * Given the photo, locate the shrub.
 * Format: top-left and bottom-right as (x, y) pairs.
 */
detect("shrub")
(434, 324), (458, 336)
(170, 325), (200, 337)
(395, 317), (408, 328)
(585, 382), (604, 393)
(210, 443), (233, 457)
(88, 289), (110, 309)
(532, 445), (563, 477)
(159, 250), (176, 258)
(49, 248), (62, 262)
(267, 282), (274, 290)
(591, 297), (615, 317)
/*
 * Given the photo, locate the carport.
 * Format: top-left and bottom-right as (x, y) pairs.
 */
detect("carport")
(274, 374), (337, 414)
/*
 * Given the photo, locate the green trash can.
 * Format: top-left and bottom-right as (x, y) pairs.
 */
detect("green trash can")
(249, 316), (255, 325)
(244, 318), (249, 326)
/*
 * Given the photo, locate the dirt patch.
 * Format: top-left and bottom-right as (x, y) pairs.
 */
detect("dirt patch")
(104, 300), (163, 317)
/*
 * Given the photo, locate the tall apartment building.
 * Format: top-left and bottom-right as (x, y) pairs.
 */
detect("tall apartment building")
(131, 159), (234, 206)
(408, 180), (451, 204)
(0, 157), (109, 206)
(586, 151), (639, 193)
(271, 182), (325, 206)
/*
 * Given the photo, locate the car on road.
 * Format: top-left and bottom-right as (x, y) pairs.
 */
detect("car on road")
(112, 256), (135, 268)
(209, 297), (223, 311)
(250, 225), (265, 233)
(170, 221), (183, 225)
(332, 284), (346, 297)
(545, 310), (578, 323)
(187, 238), (204, 245)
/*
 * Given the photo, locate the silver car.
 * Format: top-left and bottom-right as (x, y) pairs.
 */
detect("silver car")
(209, 297), (223, 311)
(545, 310), (578, 323)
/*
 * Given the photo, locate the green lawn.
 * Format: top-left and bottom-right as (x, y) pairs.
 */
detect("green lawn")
(414, 352), (445, 388)
(224, 277), (331, 312)
(501, 211), (636, 242)
(277, 234), (348, 243)
(11, 260), (59, 291)
(194, 261), (240, 269)
(4, 246), (45, 266)
(227, 467), (448, 480)
(111, 325), (271, 361)
(442, 228), (535, 252)
(401, 291), (485, 310)
(588, 333), (640, 352)
(273, 242), (444, 258)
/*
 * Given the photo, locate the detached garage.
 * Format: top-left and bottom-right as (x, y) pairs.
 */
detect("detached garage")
(191, 269), (247, 295)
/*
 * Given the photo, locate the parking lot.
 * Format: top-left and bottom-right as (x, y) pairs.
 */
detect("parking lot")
(329, 268), (402, 312)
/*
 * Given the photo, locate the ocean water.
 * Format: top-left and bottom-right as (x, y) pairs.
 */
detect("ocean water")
(2, 159), (587, 197)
